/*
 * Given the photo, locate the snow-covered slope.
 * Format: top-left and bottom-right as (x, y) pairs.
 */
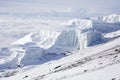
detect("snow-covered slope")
(0, 37), (120, 80)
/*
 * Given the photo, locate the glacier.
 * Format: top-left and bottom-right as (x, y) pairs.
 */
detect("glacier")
(0, 14), (120, 70)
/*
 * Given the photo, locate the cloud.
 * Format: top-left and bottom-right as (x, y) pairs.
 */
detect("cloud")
(0, 0), (120, 17)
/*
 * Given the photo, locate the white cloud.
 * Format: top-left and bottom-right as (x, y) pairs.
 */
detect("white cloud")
(0, 0), (120, 17)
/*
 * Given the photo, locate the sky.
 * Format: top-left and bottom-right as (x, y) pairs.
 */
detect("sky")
(0, 0), (120, 17)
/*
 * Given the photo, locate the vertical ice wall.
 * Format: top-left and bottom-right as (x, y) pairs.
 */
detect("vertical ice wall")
(54, 30), (102, 51)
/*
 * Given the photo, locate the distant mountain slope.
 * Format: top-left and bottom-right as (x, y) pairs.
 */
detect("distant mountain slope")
(91, 14), (120, 23)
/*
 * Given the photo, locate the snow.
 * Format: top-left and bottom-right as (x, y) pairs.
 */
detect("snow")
(0, 37), (120, 80)
(91, 14), (120, 23)
(11, 33), (33, 45)
(0, 14), (120, 80)
(64, 63), (120, 80)
(1, 14), (120, 69)
(5, 21), (103, 68)
(102, 14), (120, 23)
(104, 30), (120, 39)
(12, 30), (60, 49)
(53, 30), (102, 51)
(67, 19), (93, 30)
(0, 16), (67, 47)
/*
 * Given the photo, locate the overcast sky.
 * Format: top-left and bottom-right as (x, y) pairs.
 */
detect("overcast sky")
(0, 0), (120, 17)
